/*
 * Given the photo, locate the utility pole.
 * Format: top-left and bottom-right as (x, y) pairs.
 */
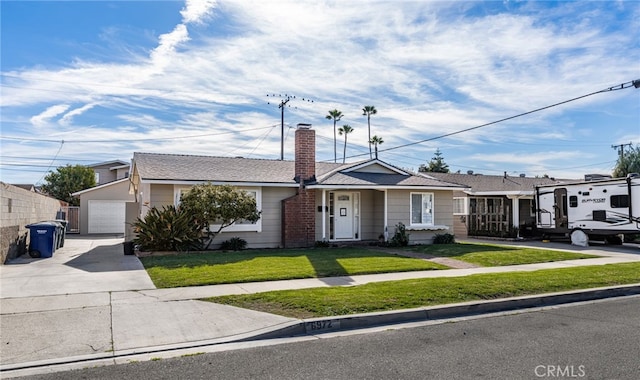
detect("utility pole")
(267, 94), (315, 160)
(612, 142), (632, 161)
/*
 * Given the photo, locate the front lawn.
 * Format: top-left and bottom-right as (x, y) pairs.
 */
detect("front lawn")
(411, 243), (598, 266)
(207, 262), (640, 318)
(140, 248), (448, 288)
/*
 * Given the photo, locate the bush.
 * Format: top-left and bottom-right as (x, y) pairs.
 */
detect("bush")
(314, 240), (331, 248)
(389, 222), (410, 247)
(220, 237), (247, 251)
(433, 233), (455, 244)
(132, 205), (202, 252)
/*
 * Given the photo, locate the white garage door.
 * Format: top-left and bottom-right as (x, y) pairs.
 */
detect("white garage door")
(88, 200), (126, 234)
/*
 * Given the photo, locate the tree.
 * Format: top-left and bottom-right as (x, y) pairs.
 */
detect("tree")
(362, 105), (377, 159)
(612, 144), (640, 178)
(179, 184), (261, 249)
(418, 148), (450, 173)
(41, 164), (96, 206)
(338, 124), (354, 164)
(369, 135), (384, 159)
(325, 109), (343, 163)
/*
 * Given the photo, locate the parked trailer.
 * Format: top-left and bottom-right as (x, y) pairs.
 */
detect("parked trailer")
(535, 174), (640, 246)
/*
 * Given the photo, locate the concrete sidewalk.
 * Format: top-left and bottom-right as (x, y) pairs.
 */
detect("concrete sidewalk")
(1, 237), (639, 377)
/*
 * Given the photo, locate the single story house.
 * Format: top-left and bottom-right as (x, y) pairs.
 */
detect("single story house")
(128, 124), (464, 248)
(424, 172), (562, 238)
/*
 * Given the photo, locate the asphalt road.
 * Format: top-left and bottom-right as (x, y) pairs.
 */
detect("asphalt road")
(22, 295), (640, 380)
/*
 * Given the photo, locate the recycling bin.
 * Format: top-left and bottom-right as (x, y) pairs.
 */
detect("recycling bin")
(52, 219), (68, 248)
(26, 222), (58, 258)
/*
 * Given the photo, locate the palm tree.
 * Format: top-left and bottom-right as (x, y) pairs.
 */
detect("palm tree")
(338, 124), (354, 164)
(325, 109), (343, 163)
(369, 135), (384, 159)
(362, 105), (377, 159)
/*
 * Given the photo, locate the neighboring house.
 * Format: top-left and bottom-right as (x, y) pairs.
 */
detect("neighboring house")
(424, 172), (563, 238)
(70, 160), (133, 235)
(72, 178), (135, 235)
(128, 124), (464, 248)
(87, 160), (129, 185)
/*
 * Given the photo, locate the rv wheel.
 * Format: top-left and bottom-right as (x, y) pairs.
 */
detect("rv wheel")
(605, 235), (623, 245)
(570, 229), (589, 247)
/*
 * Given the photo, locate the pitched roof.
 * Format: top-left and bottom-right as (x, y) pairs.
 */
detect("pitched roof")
(133, 152), (463, 189)
(424, 172), (562, 193)
(133, 152), (345, 184)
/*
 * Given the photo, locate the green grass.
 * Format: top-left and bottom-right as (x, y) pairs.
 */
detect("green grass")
(207, 262), (640, 318)
(411, 243), (598, 266)
(140, 248), (448, 288)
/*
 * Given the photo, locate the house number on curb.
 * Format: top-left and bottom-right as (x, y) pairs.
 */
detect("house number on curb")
(305, 320), (340, 333)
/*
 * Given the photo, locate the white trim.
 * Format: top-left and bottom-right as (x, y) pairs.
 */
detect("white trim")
(341, 159), (409, 175)
(464, 190), (534, 196)
(142, 179), (298, 188)
(309, 184), (461, 191)
(406, 225), (449, 231)
(71, 178), (130, 196)
(322, 189), (327, 240)
(410, 192), (435, 227)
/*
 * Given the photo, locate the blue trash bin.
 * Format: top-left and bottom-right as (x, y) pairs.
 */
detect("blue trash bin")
(26, 222), (58, 258)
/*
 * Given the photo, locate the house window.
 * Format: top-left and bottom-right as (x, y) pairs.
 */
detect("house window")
(411, 192), (434, 226)
(453, 197), (467, 215)
(175, 186), (262, 232)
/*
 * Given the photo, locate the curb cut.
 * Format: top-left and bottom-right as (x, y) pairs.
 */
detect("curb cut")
(240, 284), (640, 341)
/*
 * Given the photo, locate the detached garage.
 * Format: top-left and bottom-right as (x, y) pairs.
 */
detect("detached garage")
(73, 179), (135, 235)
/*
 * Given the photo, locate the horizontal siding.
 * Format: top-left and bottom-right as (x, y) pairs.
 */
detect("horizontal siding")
(387, 189), (453, 244)
(150, 184), (174, 208)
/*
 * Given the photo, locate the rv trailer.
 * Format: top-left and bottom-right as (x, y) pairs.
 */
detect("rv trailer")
(535, 174), (640, 245)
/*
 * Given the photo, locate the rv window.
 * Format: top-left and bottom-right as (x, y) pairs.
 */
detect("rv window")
(610, 195), (629, 208)
(569, 196), (578, 208)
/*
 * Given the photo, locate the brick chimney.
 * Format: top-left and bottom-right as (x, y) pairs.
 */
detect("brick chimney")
(282, 123), (316, 248)
(294, 123), (315, 183)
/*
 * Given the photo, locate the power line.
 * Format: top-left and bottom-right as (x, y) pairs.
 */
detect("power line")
(343, 79), (640, 160)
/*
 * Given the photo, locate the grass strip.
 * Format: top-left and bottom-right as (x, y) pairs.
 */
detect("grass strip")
(140, 247), (447, 288)
(411, 243), (597, 266)
(206, 262), (640, 318)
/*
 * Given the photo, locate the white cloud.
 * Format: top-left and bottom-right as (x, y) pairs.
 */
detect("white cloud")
(181, 0), (217, 24)
(59, 103), (99, 126)
(29, 104), (70, 127)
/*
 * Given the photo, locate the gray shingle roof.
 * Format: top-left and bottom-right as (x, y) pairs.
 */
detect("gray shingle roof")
(424, 172), (563, 193)
(133, 152), (464, 189)
(133, 152), (345, 184)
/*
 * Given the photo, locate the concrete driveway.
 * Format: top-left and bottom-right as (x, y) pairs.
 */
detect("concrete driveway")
(0, 235), (156, 298)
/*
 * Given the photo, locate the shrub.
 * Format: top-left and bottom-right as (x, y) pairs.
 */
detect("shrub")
(314, 240), (330, 248)
(433, 233), (455, 244)
(132, 205), (202, 252)
(389, 222), (410, 247)
(220, 237), (248, 251)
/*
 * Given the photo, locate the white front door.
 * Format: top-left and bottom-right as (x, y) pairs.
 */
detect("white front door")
(334, 192), (354, 239)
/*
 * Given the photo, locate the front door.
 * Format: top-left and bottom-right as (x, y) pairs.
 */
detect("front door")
(554, 188), (568, 229)
(334, 192), (354, 239)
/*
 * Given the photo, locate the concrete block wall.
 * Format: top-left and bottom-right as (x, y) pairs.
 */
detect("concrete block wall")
(1, 182), (64, 263)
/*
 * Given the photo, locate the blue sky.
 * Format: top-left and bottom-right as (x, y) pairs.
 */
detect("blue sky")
(1, 0), (639, 185)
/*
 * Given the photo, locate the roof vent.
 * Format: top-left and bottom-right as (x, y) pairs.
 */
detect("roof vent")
(297, 123), (312, 129)
(467, 170), (474, 175)
(519, 173), (526, 178)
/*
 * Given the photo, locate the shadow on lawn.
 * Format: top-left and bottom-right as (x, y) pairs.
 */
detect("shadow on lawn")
(139, 247), (402, 284)
(412, 243), (516, 258)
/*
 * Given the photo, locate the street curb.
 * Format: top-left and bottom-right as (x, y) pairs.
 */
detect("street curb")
(2, 284), (639, 376)
(239, 284), (640, 341)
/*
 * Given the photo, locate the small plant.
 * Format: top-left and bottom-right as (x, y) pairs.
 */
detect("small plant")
(433, 233), (455, 244)
(314, 240), (330, 248)
(220, 237), (247, 251)
(389, 222), (410, 247)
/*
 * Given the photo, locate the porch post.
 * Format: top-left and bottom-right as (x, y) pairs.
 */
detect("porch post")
(384, 189), (389, 241)
(511, 196), (520, 238)
(322, 189), (327, 240)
